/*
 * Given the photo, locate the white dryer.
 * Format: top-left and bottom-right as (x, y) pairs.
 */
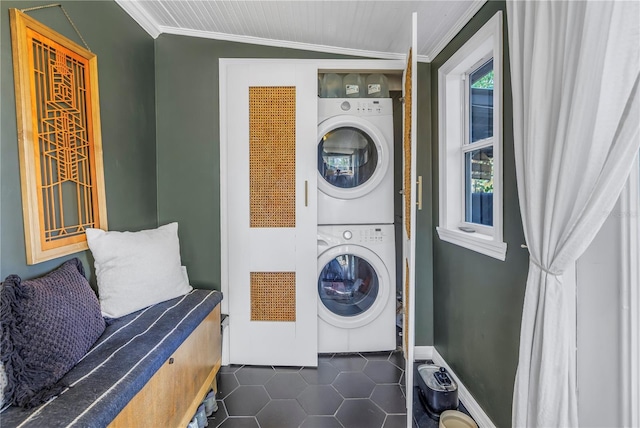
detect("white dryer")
(317, 224), (396, 353)
(317, 98), (394, 225)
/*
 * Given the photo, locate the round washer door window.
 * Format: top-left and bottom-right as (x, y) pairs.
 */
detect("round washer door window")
(318, 254), (379, 317)
(318, 127), (379, 190)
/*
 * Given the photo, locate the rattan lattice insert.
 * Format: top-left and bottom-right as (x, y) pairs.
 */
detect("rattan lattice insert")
(404, 49), (413, 238)
(249, 86), (296, 228)
(250, 272), (296, 322)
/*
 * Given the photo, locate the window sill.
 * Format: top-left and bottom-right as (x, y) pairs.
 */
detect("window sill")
(436, 227), (507, 261)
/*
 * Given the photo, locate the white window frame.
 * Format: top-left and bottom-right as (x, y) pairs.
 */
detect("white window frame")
(436, 11), (507, 261)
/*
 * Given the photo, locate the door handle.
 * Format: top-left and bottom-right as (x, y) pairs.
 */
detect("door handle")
(416, 176), (423, 211)
(304, 180), (308, 207)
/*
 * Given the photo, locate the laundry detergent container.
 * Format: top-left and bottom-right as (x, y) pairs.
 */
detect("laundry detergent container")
(343, 73), (365, 97)
(366, 73), (389, 98)
(321, 73), (343, 98)
(417, 364), (459, 419)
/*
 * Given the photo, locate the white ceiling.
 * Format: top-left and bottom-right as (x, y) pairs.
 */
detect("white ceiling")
(115, 1), (486, 62)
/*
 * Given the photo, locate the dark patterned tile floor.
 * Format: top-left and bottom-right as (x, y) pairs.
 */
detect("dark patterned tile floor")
(208, 351), (406, 428)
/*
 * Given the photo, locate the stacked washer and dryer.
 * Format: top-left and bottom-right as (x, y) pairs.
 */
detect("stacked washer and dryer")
(316, 96), (397, 353)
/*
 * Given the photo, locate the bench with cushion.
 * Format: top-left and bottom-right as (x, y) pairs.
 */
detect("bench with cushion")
(2, 287), (222, 427)
(1, 223), (223, 427)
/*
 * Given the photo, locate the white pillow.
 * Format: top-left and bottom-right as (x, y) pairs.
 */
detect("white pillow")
(86, 223), (193, 318)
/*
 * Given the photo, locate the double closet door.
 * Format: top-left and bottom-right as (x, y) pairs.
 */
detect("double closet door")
(220, 13), (416, 383)
(221, 46), (417, 428)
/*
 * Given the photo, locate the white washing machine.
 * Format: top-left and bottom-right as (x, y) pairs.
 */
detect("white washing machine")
(317, 98), (394, 225)
(317, 224), (396, 353)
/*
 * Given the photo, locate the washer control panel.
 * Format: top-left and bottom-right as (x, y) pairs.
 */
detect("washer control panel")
(351, 227), (387, 244)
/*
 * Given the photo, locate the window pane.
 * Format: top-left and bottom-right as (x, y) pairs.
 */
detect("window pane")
(469, 59), (493, 143)
(318, 127), (378, 189)
(465, 147), (493, 226)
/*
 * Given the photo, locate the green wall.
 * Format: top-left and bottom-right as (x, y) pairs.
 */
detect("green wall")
(415, 62), (434, 345)
(430, 2), (528, 426)
(0, 1), (157, 281)
(154, 36), (353, 291)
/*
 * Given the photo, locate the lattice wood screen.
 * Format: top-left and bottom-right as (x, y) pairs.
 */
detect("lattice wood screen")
(10, 9), (107, 265)
(249, 87), (296, 228)
(403, 49), (413, 238)
(250, 272), (296, 322)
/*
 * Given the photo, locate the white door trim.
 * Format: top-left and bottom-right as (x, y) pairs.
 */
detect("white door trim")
(402, 12), (418, 428)
(219, 59), (230, 316)
(621, 157), (639, 428)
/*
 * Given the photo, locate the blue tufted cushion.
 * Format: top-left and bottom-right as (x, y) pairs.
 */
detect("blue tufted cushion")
(0, 258), (105, 408)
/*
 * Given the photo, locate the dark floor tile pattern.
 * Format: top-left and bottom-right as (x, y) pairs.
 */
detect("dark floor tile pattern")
(224, 385), (270, 417)
(333, 372), (376, 398)
(336, 399), (386, 427)
(209, 351), (406, 428)
(265, 372), (307, 399)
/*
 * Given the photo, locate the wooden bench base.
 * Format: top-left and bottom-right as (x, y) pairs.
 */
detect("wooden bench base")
(109, 305), (222, 428)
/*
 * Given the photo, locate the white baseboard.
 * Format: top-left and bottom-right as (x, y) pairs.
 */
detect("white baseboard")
(430, 348), (496, 428)
(414, 346), (434, 360)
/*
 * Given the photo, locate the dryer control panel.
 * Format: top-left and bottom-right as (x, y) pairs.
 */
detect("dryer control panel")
(352, 100), (385, 114)
(319, 98), (392, 119)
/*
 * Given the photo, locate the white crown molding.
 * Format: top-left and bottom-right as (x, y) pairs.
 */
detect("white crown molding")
(431, 348), (497, 428)
(157, 25), (423, 62)
(116, 2), (436, 62)
(114, 0), (162, 39)
(426, 0), (488, 61)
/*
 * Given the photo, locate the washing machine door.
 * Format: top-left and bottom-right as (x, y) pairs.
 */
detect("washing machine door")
(317, 116), (390, 200)
(317, 244), (391, 329)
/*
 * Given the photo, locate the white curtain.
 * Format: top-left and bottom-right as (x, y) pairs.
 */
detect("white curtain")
(507, 1), (640, 427)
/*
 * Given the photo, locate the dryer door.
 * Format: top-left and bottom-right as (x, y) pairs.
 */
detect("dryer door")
(317, 245), (391, 329)
(317, 116), (390, 200)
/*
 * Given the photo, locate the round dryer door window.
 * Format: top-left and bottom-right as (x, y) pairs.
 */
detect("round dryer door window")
(318, 254), (379, 317)
(318, 127), (379, 190)
(317, 116), (390, 201)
